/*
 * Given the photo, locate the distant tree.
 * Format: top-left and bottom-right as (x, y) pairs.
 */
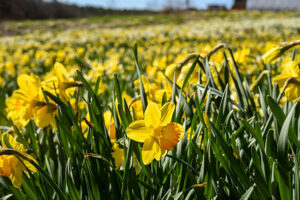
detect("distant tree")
(232, 0), (247, 9)
(0, 0), (156, 21)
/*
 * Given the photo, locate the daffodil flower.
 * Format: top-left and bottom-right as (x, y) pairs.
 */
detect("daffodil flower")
(6, 73), (57, 128)
(273, 59), (300, 102)
(134, 75), (167, 103)
(126, 102), (184, 165)
(0, 134), (37, 189)
(262, 46), (288, 64)
(111, 142), (141, 174)
(43, 62), (82, 103)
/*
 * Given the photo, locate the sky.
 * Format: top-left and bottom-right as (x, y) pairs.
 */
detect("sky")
(59, 0), (234, 10)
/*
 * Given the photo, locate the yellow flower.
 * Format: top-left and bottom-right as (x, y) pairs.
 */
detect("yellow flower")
(70, 98), (86, 111)
(6, 73), (57, 128)
(4, 61), (15, 76)
(273, 59), (300, 102)
(43, 62), (81, 103)
(104, 111), (116, 141)
(128, 98), (144, 120)
(76, 47), (85, 56)
(111, 143), (124, 170)
(134, 75), (171, 103)
(0, 134), (37, 189)
(126, 102), (184, 165)
(111, 142), (141, 174)
(165, 63), (180, 80)
(262, 46), (284, 64)
(263, 40), (300, 64)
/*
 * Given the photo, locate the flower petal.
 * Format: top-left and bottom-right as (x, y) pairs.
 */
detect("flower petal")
(126, 120), (152, 142)
(10, 164), (23, 189)
(273, 74), (291, 88)
(33, 105), (57, 128)
(54, 62), (67, 81)
(160, 102), (175, 126)
(285, 85), (300, 102)
(17, 74), (40, 93)
(112, 144), (124, 170)
(2, 134), (25, 152)
(142, 137), (160, 165)
(159, 123), (184, 150)
(145, 103), (161, 128)
(23, 154), (38, 173)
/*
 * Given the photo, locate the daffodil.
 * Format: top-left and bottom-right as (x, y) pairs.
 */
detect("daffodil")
(263, 40), (300, 64)
(273, 59), (300, 102)
(134, 75), (172, 103)
(104, 111), (116, 141)
(126, 102), (184, 165)
(262, 46), (287, 64)
(111, 142), (141, 174)
(0, 134), (37, 189)
(6, 73), (57, 128)
(42, 62), (82, 103)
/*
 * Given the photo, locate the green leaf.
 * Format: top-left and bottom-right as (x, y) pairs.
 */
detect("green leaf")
(216, 84), (229, 128)
(180, 56), (200, 92)
(239, 184), (255, 200)
(266, 95), (286, 127)
(133, 43), (148, 112)
(278, 101), (298, 164)
(242, 119), (264, 150)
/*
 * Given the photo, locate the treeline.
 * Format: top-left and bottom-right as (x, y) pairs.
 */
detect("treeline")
(0, 0), (155, 21)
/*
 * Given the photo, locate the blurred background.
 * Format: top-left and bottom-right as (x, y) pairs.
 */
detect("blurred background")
(1, 0), (300, 21)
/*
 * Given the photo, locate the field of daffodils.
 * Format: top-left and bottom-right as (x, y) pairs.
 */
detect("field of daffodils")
(0, 11), (300, 199)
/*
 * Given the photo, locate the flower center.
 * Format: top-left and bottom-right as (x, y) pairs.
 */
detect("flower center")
(152, 127), (162, 138)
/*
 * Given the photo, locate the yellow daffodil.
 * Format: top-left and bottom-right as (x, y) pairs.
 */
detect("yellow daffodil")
(0, 134), (37, 189)
(70, 98), (86, 111)
(263, 40), (300, 64)
(273, 59), (300, 102)
(6, 73), (57, 128)
(111, 142), (141, 174)
(128, 98), (144, 120)
(42, 62), (82, 103)
(134, 75), (171, 103)
(126, 102), (184, 165)
(262, 46), (286, 64)
(165, 63), (180, 81)
(104, 111), (116, 141)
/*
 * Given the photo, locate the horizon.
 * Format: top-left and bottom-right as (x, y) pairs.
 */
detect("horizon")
(58, 0), (234, 10)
